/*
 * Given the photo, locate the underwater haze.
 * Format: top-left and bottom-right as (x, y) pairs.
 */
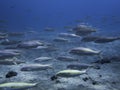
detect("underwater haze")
(0, 0), (120, 90)
(0, 0), (120, 32)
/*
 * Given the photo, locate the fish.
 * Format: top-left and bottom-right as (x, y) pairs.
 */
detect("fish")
(75, 29), (96, 36)
(56, 56), (78, 62)
(51, 69), (86, 80)
(35, 46), (58, 52)
(34, 57), (52, 62)
(0, 40), (21, 45)
(21, 64), (53, 71)
(0, 49), (21, 59)
(8, 32), (25, 37)
(43, 46), (58, 52)
(44, 27), (55, 31)
(27, 31), (38, 34)
(17, 40), (44, 49)
(0, 32), (7, 36)
(67, 29), (74, 32)
(56, 70), (86, 77)
(67, 63), (100, 70)
(94, 37), (120, 43)
(0, 82), (37, 90)
(0, 35), (7, 40)
(5, 46), (18, 49)
(91, 56), (120, 64)
(58, 33), (80, 38)
(0, 60), (25, 65)
(92, 59), (111, 64)
(81, 36), (100, 42)
(53, 37), (69, 42)
(69, 47), (101, 56)
(34, 46), (48, 50)
(1, 49), (22, 53)
(73, 24), (96, 36)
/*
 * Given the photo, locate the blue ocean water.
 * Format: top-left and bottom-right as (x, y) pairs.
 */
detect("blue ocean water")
(0, 0), (120, 32)
(0, 0), (120, 90)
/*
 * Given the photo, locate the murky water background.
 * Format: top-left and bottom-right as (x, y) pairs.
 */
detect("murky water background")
(0, 0), (120, 90)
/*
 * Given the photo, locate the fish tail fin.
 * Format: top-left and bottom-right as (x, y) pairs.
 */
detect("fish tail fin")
(33, 83), (44, 90)
(98, 50), (102, 54)
(97, 50), (103, 59)
(84, 68), (90, 75)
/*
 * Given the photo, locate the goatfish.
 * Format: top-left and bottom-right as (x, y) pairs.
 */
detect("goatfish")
(21, 64), (53, 71)
(51, 69), (86, 80)
(0, 82), (37, 90)
(69, 47), (101, 56)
